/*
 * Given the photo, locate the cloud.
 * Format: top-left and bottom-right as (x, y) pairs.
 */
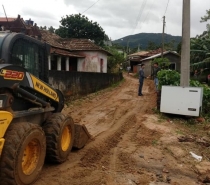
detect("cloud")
(1, 0), (210, 40)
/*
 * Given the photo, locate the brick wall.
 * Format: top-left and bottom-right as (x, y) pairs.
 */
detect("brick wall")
(49, 71), (123, 98)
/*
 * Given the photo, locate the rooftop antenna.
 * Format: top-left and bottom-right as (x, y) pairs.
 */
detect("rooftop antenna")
(2, 5), (10, 31)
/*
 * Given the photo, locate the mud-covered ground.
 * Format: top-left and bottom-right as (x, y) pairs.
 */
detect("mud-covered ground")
(35, 74), (210, 185)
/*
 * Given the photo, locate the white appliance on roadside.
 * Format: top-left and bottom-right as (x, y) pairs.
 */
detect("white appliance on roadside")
(160, 86), (203, 116)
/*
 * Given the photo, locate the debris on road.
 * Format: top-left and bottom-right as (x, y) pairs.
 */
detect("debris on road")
(178, 135), (196, 142)
(189, 151), (202, 161)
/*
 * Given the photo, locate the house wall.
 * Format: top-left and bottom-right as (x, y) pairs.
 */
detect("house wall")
(136, 60), (152, 77)
(139, 53), (181, 77)
(144, 60), (152, 77)
(49, 71), (123, 99)
(165, 54), (181, 72)
(76, 51), (107, 73)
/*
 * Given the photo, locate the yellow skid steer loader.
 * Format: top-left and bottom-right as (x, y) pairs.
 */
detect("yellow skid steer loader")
(0, 31), (91, 185)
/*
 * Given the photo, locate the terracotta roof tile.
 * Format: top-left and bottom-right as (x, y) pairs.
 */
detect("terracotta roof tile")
(50, 48), (85, 58)
(40, 30), (112, 55)
(0, 17), (16, 22)
(144, 48), (166, 57)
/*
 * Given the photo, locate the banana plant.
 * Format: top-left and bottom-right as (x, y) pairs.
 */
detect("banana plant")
(190, 32), (210, 69)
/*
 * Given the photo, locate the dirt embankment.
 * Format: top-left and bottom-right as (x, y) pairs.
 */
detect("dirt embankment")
(35, 75), (210, 185)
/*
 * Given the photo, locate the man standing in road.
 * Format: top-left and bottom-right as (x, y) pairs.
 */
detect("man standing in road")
(138, 64), (146, 96)
(151, 62), (161, 92)
(127, 66), (131, 75)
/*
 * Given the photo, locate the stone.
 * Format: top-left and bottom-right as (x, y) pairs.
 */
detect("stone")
(162, 168), (169, 173)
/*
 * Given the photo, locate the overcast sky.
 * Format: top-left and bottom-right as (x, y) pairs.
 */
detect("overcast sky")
(0, 0), (210, 40)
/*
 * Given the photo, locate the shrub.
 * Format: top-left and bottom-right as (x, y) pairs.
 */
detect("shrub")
(157, 69), (180, 90)
(190, 80), (210, 115)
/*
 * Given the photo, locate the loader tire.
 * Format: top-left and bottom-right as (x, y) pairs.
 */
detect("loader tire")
(43, 113), (75, 163)
(0, 122), (46, 185)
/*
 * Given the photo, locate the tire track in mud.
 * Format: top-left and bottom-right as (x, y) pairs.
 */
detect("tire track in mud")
(34, 76), (157, 185)
(80, 114), (137, 166)
(64, 79), (157, 185)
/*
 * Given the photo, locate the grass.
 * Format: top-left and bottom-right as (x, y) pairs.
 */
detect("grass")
(111, 78), (125, 88)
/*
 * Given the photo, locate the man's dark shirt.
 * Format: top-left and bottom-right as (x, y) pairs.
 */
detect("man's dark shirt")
(152, 67), (161, 78)
(139, 69), (145, 82)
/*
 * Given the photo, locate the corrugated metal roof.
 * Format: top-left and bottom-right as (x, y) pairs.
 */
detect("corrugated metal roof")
(141, 51), (180, 61)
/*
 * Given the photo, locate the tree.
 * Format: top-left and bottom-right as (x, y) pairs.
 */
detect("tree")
(177, 42), (181, 55)
(190, 10), (210, 69)
(48, 26), (55, 33)
(201, 9), (210, 35)
(104, 46), (125, 73)
(39, 26), (47, 30)
(146, 41), (160, 50)
(190, 36), (210, 69)
(201, 9), (210, 22)
(55, 14), (107, 46)
(152, 57), (170, 69)
(164, 40), (176, 51)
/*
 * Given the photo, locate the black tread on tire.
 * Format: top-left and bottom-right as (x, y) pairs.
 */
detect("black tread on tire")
(0, 122), (46, 185)
(43, 113), (75, 163)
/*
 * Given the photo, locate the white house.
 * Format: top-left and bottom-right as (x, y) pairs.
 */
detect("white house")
(40, 30), (111, 73)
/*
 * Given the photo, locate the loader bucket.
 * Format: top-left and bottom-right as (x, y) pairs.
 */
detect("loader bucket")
(73, 124), (92, 149)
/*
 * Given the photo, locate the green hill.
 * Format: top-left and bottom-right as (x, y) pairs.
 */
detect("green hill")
(113, 33), (182, 50)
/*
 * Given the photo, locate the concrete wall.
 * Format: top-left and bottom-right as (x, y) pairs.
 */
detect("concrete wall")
(144, 61), (153, 77)
(77, 51), (107, 73)
(165, 54), (181, 72)
(49, 71), (123, 98)
(137, 53), (181, 77)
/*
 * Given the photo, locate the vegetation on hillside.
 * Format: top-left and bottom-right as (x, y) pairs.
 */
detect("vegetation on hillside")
(113, 33), (181, 50)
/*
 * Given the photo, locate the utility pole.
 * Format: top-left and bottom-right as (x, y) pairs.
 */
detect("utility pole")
(127, 39), (130, 54)
(180, 0), (190, 87)
(161, 16), (166, 58)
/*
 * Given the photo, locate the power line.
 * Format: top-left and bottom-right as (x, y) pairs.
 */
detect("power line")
(132, 0), (148, 34)
(142, 0), (155, 26)
(126, 0), (149, 53)
(82, 0), (101, 14)
(164, 0), (170, 16)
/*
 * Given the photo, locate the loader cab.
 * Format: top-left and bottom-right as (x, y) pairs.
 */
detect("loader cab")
(0, 31), (50, 83)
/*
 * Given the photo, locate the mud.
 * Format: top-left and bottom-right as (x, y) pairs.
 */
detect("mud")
(34, 74), (208, 185)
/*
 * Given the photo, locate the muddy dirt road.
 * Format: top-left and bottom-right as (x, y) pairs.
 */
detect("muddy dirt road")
(35, 75), (209, 185)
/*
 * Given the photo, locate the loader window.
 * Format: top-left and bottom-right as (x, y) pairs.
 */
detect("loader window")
(11, 39), (40, 77)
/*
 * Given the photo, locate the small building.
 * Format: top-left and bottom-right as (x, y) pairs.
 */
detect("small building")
(40, 30), (111, 73)
(61, 39), (112, 73)
(127, 51), (149, 72)
(138, 51), (181, 76)
(40, 30), (85, 72)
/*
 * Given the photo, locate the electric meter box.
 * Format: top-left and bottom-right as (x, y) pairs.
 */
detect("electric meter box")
(160, 86), (203, 116)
